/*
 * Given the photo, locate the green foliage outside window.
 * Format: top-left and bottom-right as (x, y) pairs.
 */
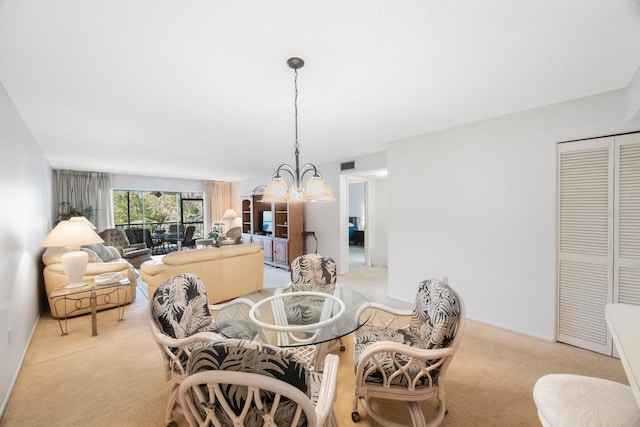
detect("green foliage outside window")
(113, 190), (203, 238)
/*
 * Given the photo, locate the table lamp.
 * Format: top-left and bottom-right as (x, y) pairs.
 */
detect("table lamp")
(69, 215), (97, 229)
(223, 208), (238, 231)
(41, 220), (104, 288)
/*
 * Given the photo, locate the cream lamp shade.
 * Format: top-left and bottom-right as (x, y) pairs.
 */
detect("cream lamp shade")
(41, 220), (104, 288)
(222, 209), (239, 231)
(222, 209), (238, 219)
(69, 215), (97, 229)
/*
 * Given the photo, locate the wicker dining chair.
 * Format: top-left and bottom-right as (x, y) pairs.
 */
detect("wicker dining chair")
(149, 273), (261, 425)
(179, 339), (340, 427)
(351, 278), (465, 426)
(275, 254), (343, 370)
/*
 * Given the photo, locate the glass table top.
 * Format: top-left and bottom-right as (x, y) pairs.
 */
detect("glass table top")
(216, 286), (371, 347)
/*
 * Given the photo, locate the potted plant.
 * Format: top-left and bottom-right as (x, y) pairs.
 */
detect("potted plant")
(208, 222), (225, 247)
(56, 202), (95, 223)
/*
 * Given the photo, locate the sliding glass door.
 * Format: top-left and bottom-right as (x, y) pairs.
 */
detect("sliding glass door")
(113, 190), (204, 240)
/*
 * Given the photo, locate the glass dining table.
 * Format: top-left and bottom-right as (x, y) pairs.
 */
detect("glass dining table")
(215, 286), (372, 348)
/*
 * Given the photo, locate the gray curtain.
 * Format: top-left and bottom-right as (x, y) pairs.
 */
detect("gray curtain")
(54, 170), (114, 231)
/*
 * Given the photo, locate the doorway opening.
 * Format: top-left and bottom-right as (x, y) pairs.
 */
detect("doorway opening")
(340, 168), (388, 275)
(348, 179), (367, 268)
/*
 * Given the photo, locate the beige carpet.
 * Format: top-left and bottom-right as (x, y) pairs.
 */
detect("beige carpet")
(0, 281), (629, 426)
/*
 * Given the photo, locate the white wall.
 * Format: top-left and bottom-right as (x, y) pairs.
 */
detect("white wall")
(368, 178), (388, 267)
(0, 82), (52, 414)
(388, 88), (640, 340)
(628, 65), (640, 121)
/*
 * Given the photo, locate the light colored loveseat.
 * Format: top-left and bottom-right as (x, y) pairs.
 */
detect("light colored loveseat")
(42, 244), (138, 319)
(140, 244), (264, 304)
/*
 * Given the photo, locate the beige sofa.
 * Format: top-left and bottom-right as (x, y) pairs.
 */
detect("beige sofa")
(140, 243), (264, 303)
(42, 245), (138, 319)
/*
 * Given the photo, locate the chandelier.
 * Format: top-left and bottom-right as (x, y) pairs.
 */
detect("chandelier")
(263, 57), (334, 203)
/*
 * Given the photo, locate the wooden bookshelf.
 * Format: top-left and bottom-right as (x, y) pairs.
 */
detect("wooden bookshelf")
(241, 190), (303, 269)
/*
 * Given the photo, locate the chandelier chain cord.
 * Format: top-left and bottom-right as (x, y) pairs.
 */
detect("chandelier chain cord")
(294, 68), (299, 152)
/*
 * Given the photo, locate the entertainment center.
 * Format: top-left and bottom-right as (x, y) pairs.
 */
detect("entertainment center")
(241, 187), (303, 270)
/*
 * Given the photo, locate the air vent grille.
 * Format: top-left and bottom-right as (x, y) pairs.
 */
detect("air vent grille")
(341, 161), (355, 171)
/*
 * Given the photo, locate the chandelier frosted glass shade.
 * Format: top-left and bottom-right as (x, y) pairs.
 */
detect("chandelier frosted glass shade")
(263, 167), (334, 203)
(305, 177), (334, 202)
(263, 177), (289, 202)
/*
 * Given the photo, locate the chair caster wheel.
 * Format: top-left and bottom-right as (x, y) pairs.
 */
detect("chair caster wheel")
(351, 412), (361, 422)
(340, 345), (346, 351)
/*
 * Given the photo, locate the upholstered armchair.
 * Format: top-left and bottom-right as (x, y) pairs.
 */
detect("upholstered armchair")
(219, 226), (243, 246)
(98, 228), (152, 268)
(351, 278), (465, 426)
(149, 273), (262, 424)
(178, 339), (339, 427)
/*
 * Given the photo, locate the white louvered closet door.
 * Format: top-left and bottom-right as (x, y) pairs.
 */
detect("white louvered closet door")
(557, 138), (614, 355)
(557, 133), (640, 355)
(615, 133), (640, 308)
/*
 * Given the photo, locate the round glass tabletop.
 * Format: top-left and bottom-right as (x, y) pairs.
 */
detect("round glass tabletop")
(216, 286), (371, 347)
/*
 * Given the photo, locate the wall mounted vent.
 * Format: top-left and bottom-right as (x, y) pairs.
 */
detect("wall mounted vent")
(341, 161), (355, 171)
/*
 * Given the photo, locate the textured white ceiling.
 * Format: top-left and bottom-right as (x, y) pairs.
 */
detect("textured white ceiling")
(1, 1), (640, 181)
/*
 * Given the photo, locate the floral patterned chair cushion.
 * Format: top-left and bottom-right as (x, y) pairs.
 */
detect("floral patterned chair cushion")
(213, 318), (259, 341)
(285, 254), (338, 326)
(151, 273), (215, 339)
(354, 279), (460, 388)
(290, 254), (337, 286)
(152, 274), (260, 341)
(186, 339), (319, 426)
(282, 289), (334, 327)
(409, 278), (460, 349)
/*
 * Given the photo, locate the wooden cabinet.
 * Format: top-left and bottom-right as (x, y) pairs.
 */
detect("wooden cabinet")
(273, 239), (288, 267)
(242, 190), (304, 270)
(253, 235), (273, 262)
(241, 198), (252, 234)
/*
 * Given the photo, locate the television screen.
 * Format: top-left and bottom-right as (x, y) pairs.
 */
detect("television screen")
(261, 211), (273, 233)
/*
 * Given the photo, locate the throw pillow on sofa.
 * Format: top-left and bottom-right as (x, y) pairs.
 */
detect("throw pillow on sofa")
(80, 248), (103, 263)
(83, 243), (115, 262)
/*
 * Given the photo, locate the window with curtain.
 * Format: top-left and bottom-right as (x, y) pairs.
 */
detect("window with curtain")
(54, 169), (113, 230)
(113, 190), (204, 239)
